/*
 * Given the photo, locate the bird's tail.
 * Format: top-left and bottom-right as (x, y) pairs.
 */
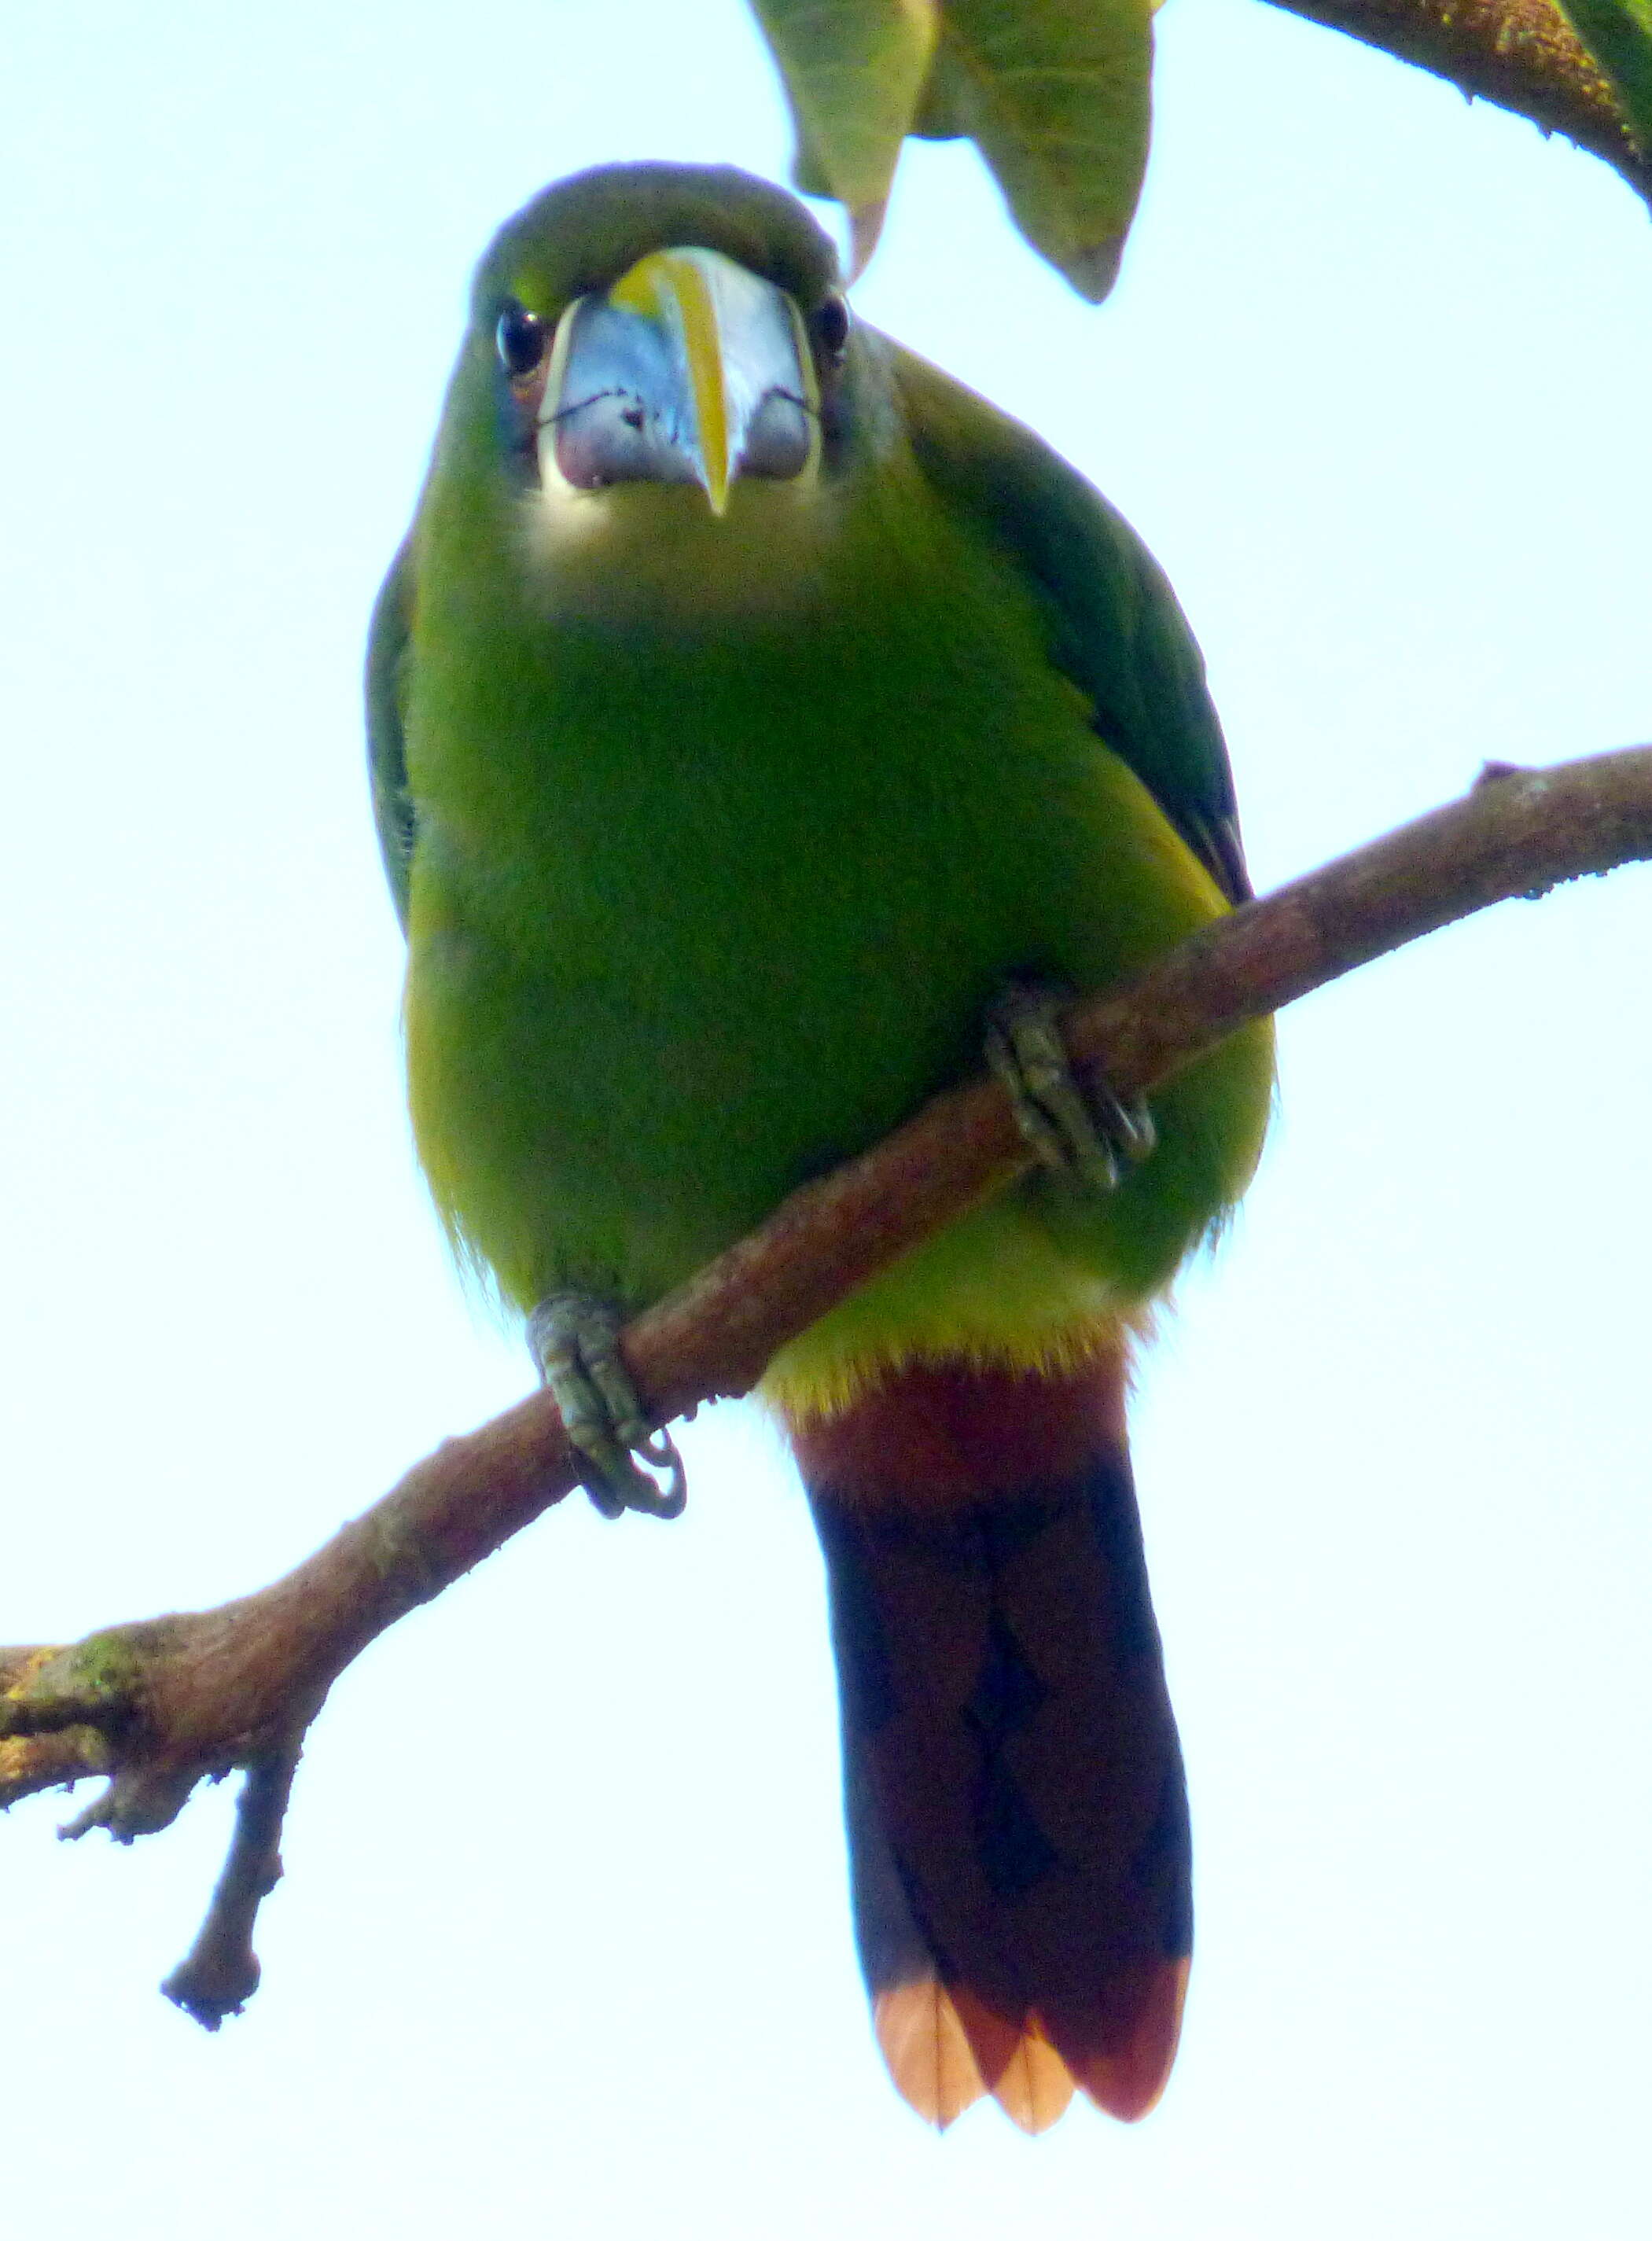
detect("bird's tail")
(788, 1353), (1190, 2132)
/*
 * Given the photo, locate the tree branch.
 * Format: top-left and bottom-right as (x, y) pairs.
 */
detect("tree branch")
(4, 745), (1650, 2011)
(1262, 0), (1652, 208)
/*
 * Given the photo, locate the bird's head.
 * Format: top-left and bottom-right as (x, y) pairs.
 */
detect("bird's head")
(431, 164), (881, 611)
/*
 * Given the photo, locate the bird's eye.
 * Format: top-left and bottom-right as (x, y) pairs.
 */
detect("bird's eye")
(496, 302), (546, 379)
(813, 293), (851, 362)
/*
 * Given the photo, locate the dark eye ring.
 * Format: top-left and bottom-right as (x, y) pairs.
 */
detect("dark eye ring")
(496, 301), (546, 379)
(813, 292), (850, 362)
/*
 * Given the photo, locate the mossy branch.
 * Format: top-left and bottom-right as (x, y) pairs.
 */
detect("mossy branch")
(1263, 0), (1652, 206)
(4, 744), (1650, 2020)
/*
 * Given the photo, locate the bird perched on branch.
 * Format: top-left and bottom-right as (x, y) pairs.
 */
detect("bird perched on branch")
(369, 162), (1272, 2131)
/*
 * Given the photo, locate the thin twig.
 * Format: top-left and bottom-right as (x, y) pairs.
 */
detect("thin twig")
(160, 1741), (304, 2026)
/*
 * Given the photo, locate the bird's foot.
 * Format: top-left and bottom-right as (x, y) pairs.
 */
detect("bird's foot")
(527, 1292), (686, 1521)
(985, 981), (1155, 1195)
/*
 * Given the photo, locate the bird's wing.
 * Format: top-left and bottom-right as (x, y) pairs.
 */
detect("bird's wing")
(889, 345), (1253, 905)
(366, 536), (418, 931)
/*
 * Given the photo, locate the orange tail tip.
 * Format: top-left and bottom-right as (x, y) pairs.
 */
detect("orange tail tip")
(875, 1969), (1185, 2132)
(989, 2026), (1077, 2135)
(940, 1985), (1074, 2132)
(874, 1982), (1078, 2134)
(874, 1981), (989, 2130)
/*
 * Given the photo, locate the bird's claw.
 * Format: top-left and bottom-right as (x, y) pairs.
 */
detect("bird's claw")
(527, 1292), (687, 1521)
(985, 982), (1156, 1194)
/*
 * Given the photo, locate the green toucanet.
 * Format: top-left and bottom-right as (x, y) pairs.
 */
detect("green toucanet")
(369, 162), (1273, 2131)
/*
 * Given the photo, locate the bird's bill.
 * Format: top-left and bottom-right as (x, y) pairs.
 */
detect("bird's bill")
(539, 246), (818, 516)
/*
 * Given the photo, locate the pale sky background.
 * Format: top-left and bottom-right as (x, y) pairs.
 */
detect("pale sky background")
(2, 2), (1650, 2233)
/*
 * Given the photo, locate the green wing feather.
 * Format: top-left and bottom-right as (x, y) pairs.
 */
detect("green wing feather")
(889, 346), (1252, 905)
(366, 535), (418, 929)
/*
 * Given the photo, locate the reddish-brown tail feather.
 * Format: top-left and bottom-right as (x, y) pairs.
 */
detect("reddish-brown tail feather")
(789, 1356), (1190, 2132)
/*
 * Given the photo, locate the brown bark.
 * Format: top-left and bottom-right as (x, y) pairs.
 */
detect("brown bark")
(1263, 0), (1651, 204)
(3, 745), (1650, 2017)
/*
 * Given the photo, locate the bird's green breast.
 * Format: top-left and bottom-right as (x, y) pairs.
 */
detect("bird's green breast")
(401, 439), (1270, 1378)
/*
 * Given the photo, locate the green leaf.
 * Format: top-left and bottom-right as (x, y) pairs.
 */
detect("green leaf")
(749, 2), (1155, 300)
(749, 1), (940, 263)
(918, 0), (1153, 301)
(1557, 0), (1652, 152)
